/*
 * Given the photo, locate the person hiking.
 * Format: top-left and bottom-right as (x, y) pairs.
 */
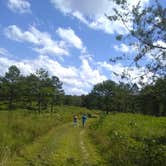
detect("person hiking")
(73, 115), (78, 127)
(82, 114), (87, 128)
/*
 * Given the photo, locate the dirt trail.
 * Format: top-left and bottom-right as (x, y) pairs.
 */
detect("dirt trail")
(7, 121), (105, 166)
(80, 130), (89, 163)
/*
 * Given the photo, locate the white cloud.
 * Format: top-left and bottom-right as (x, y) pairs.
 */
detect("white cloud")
(72, 11), (88, 24)
(0, 47), (155, 94)
(98, 61), (154, 85)
(80, 59), (107, 85)
(89, 16), (128, 34)
(7, 0), (31, 14)
(0, 52), (107, 95)
(114, 43), (136, 53)
(154, 40), (166, 48)
(50, 0), (149, 34)
(0, 48), (13, 58)
(5, 25), (69, 56)
(57, 27), (83, 49)
(146, 41), (166, 65)
(65, 87), (88, 95)
(5, 25), (39, 44)
(0, 57), (15, 76)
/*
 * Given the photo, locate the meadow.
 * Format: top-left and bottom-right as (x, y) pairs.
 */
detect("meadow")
(90, 113), (166, 166)
(1, 107), (166, 165)
(0, 106), (92, 165)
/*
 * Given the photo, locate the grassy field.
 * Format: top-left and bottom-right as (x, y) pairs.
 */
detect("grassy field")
(90, 113), (166, 166)
(0, 106), (95, 165)
(1, 107), (166, 166)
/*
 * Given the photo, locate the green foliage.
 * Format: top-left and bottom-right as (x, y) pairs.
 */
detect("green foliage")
(0, 65), (21, 109)
(108, 0), (166, 76)
(90, 113), (166, 166)
(64, 95), (82, 106)
(116, 34), (123, 40)
(139, 77), (166, 116)
(0, 66), (64, 112)
(85, 80), (132, 113)
(84, 77), (166, 116)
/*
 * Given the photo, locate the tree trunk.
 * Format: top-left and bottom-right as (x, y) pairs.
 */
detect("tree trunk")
(51, 103), (54, 113)
(38, 99), (41, 113)
(9, 92), (13, 110)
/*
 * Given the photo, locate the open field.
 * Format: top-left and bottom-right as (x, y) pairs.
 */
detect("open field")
(0, 106), (99, 165)
(1, 107), (166, 165)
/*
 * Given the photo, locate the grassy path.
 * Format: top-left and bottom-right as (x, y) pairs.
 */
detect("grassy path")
(7, 120), (105, 166)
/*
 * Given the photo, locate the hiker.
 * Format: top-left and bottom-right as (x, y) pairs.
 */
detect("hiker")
(82, 114), (87, 128)
(73, 115), (78, 127)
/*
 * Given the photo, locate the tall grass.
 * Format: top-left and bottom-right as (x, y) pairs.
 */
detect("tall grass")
(90, 113), (166, 166)
(0, 106), (91, 163)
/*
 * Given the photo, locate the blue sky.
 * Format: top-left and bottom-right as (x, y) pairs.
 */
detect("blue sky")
(0, 0), (164, 95)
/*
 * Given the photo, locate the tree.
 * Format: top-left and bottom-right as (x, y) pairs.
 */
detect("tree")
(32, 69), (65, 113)
(85, 80), (133, 113)
(154, 77), (166, 115)
(49, 76), (64, 112)
(116, 82), (132, 112)
(0, 66), (65, 111)
(2, 66), (21, 109)
(64, 95), (82, 106)
(107, 0), (166, 78)
(22, 74), (39, 110)
(34, 68), (51, 113)
(132, 77), (166, 116)
(0, 76), (4, 102)
(89, 80), (118, 113)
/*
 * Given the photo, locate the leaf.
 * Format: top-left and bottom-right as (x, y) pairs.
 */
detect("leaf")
(116, 35), (123, 40)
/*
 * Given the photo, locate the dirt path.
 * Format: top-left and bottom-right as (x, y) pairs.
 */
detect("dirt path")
(7, 120), (105, 166)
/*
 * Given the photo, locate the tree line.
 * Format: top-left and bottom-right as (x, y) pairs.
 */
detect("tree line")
(83, 79), (166, 116)
(0, 65), (165, 116)
(0, 65), (64, 112)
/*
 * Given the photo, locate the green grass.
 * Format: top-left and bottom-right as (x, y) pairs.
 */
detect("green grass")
(0, 106), (105, 166)
(1, 107), (166, 166)
(0, 106), (93, 165)
(90, 113), (166, 166)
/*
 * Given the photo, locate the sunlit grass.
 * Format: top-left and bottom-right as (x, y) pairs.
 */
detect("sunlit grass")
(90, 113), (166, 166)
(0, 106), (92, 164)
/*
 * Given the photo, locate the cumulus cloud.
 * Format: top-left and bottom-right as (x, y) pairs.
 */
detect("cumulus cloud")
(0, 50), (107, 95)
(5, 25), (88, 57)
(5, 25), (69, 56)
(50, 0), (149, 34)
(0, 46), (155, 94)
(7, 0), (31, 14)
(57, 27), (83, 50)
(98, 61), (154, 85)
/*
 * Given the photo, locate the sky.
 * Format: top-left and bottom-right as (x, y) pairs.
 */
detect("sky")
(0, 0), (164, 95)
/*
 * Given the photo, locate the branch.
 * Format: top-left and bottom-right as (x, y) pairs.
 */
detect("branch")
(109, 8), (166, 50)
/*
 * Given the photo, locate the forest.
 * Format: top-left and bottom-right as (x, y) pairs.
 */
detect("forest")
(0, 65), (165, 116)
